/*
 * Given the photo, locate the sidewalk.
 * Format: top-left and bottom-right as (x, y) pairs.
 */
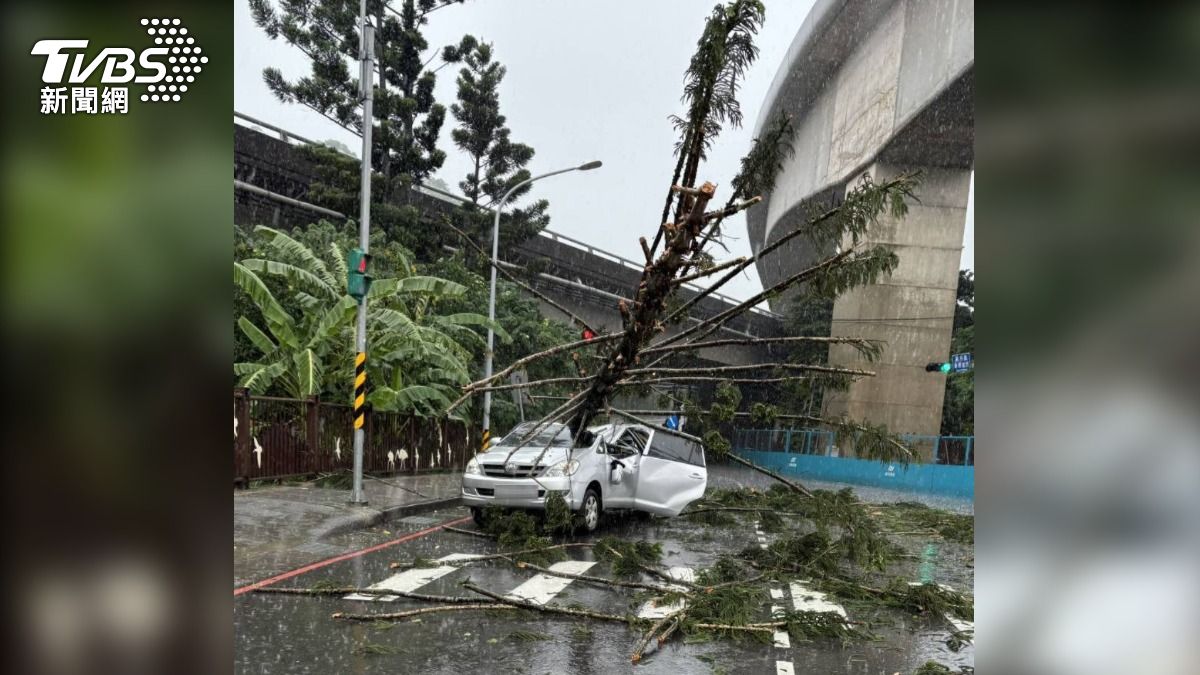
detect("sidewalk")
(234, 472), (463, 587)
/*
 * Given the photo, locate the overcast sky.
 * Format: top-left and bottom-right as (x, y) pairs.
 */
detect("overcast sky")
(235, 0), (974, 301)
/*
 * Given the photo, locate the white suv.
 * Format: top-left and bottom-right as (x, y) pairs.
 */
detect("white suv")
(461, 422), (707, 532)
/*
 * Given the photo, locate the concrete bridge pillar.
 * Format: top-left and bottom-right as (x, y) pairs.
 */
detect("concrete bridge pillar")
(822, 162), (970, 444)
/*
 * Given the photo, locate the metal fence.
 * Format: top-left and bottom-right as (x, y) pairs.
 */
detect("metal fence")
(233, 388), (473, 484)
(731, 427), (974, 466)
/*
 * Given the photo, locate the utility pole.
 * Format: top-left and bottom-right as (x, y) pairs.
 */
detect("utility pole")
(349, 0), (374, 505)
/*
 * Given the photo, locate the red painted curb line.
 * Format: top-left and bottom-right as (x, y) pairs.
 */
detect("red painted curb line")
(234, 514), (473, 597)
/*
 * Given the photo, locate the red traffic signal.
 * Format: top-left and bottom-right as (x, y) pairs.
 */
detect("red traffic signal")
(581, 328), (596, 341)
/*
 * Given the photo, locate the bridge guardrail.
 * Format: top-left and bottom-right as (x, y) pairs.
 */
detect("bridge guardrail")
(234, 111), (781, 321)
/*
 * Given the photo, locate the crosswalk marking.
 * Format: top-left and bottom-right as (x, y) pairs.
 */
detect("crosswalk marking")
(770, 587), (784, 600)
(776, 660), (795, 674)
(637, 566), (695, 619)
(789, 581), (847, 617)
(773, 630), (791, 648)
(506, 560), (596, 606)
(344, 553), (484, 602)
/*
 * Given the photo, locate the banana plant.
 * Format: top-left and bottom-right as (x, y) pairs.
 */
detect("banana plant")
(235, 226), (508, 415)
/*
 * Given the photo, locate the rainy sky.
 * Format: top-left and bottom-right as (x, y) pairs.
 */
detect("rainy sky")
(235, 0), (975, 301)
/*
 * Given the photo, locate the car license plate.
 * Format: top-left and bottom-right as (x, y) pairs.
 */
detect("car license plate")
(495, 485), (537, 499)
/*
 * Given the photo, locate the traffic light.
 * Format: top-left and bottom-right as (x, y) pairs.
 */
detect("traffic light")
(347, 248), (372, 300)
(925, 361), (952, 373)
(581, 327), (596, 341)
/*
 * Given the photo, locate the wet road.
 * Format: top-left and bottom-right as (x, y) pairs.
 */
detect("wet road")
(235, 475), (974, 674)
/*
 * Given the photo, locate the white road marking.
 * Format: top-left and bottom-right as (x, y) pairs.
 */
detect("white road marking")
(773, 630), (791, 648)
(344, 553), (483, 602)
(776, 660), (795, 675)
(789, 581), (847, 617)
(760, 543), (769, 549)
(438, 553), (486, 563)
(637, 567), (695, 619)
(770, 588), (784, 600)
(771, 604), (784, 618)
(506, 560), (596, 606)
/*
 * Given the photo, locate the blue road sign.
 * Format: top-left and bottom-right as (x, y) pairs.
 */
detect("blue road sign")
(951, 352), (973, 373)
(665, 415), (680, 430)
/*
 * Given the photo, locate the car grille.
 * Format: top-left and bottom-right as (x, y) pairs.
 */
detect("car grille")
(481, 464), (546, 478)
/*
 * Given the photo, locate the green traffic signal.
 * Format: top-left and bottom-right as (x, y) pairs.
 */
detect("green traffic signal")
(925, 361), (952, 373)
(347, 248), (372, 300)
(940, 362), (952, 373)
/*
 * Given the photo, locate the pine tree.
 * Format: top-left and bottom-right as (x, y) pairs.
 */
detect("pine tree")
(449, 38), (549, 247)
(450, 0), (921, 486)
(249, 0), (474, 199)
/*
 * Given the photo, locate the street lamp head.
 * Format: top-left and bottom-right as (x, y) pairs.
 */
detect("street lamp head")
(577, 160), (603, 171)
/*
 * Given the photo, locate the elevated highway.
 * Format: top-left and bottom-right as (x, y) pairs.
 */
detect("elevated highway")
(747, 0), (973, 436)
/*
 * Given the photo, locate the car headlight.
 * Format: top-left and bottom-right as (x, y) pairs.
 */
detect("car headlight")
(464, 456), (482, 475)
(543, 460), (579, 478)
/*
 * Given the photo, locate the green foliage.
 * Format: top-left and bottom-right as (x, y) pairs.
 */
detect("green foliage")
(888, 581), (973, 621)
(595, 538), (664, 577)
(233, 224), (491, 414)
(731, 113), (794, 201)
(250, 0), (468, 195)
(781, 610), (873, 643)
(681, 584), (767, 635)
(830, 418), (914, 465)
(478, 508), (562, 565)
(541, 491), (574, 533)
(448, 39), (550, 263)
(672, 0), (765, 162)
(872, 502), (974, 545)
(695, 556), (751, 586)
(806, 173), (919, 250)
(914, 662), (955, 674)
(818, 578), (974, 623)
(749, 402), (777, 426)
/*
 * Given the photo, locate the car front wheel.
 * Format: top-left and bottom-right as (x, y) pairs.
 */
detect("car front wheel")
(578, 488), (601, 533)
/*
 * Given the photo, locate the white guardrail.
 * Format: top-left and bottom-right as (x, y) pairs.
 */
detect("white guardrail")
(234, 112), (780, 320)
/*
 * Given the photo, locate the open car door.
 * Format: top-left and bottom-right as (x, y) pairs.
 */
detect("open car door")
(633, 430), (707, 516)
(602, 427), (647, 509)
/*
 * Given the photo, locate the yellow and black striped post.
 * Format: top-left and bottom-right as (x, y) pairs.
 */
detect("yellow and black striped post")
(354, 352), (367, 430)
(480, 428), (491, 452)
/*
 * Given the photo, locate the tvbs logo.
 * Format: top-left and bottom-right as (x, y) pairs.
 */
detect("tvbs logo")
(32, 18), (206, 114)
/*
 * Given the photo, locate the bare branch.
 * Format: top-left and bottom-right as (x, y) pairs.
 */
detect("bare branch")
(723, 452), (813, 497)
(333, 604), (514, 622)
(443, 218), (597, 335)
(617, 375), (809, 387)
(670, 256), (747, 287)
(625, 362), (875, 378)
(461, 582), (640, 625)
(641, 335), (883, 357)
(701, 195), (761, 222)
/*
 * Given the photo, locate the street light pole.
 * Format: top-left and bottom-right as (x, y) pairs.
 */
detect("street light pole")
(481, 160), (603, 448)
(349, 0), (374, 505)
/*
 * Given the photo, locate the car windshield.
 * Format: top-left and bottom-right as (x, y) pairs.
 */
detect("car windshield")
(496, 422), (573, 449)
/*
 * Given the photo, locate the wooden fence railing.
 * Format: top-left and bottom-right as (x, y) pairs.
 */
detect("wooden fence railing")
(233, 388), (472, 484)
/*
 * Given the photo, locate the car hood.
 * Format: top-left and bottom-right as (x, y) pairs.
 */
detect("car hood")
(478, 446), (572, 467)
